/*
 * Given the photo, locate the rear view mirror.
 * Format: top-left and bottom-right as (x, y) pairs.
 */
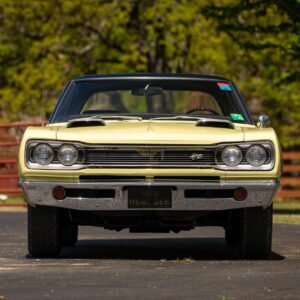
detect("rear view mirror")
(132, 86), (163, 96)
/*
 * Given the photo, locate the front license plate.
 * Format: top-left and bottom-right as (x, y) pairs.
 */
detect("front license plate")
(128, 187), (172, 208)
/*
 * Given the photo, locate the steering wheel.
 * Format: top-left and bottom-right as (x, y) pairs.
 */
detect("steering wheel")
(185, 106), (220, 115)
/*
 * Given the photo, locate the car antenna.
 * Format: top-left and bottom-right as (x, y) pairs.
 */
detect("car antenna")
(41, 54), (45, 126)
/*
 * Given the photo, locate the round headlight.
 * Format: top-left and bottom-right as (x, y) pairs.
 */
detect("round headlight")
(32, 143), (54, 165)
(57, 144), (79, 166)
(221, 146), (243, 167)
(245, 145), (267, 167)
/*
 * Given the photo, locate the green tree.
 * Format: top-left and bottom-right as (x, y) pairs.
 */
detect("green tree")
(0, 0), (236, 120)
(203, 0), (300, 148)
(0, 0), (299, 148)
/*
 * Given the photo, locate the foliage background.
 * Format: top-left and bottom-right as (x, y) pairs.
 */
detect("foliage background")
(0, 0), (299, 149)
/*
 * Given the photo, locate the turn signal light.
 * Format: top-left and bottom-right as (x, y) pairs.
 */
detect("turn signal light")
(233, 187), (247, 201)
(52, 186), (66, 200)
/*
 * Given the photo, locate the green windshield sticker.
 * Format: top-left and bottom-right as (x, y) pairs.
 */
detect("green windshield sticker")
(230, 113), (245, 122)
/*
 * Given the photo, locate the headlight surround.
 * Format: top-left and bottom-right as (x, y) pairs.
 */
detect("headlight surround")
(221, 146), (243, 167)
(57, 144), (79, 166)
(245, 145), (267, 167)
(32, 143), (54, 165)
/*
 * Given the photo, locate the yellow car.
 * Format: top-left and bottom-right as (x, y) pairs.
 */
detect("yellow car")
(18, 74), (281, 258)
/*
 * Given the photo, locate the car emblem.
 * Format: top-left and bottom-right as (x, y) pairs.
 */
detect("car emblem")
(190, 153), (203, 161)
(137, 148), (160, 160)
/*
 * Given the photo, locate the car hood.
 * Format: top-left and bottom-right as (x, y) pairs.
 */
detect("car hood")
(55, 120), (244, 145)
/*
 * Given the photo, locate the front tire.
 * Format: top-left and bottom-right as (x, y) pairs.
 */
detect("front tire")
(28, 205), (62, 258)
(225, 204), (273, 259)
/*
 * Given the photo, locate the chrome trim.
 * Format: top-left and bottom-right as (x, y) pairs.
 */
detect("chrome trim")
(21, 180), (279, 211)
(258, 115), (270, 128)
(215, 142), (274, 171)
(25, 140), (275, 171)
(74, 76), (230, 83)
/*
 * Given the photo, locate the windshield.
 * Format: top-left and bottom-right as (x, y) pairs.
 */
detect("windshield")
(51, 78), (247, 123)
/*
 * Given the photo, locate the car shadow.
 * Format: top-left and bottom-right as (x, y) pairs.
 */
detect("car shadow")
(58, 237), (284, 261)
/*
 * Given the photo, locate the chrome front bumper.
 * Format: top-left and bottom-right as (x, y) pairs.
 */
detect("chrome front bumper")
(20, 180), (280, 211)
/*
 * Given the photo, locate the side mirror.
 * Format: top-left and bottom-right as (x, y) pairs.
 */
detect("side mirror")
(257, 114), (270, 128)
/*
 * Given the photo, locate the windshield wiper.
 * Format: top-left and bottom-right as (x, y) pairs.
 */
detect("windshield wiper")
(90, 115), (143, 121)
(150, 115), (204, 121)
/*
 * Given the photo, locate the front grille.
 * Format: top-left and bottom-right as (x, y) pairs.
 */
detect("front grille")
(83, 146), (216, 167)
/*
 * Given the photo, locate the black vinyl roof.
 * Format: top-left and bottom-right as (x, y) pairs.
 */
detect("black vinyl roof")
(74, 73), (231, 82)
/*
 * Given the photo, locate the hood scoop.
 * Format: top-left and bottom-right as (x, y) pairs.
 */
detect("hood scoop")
(195, 118), (234, 129)
(67, 119), (106, 128)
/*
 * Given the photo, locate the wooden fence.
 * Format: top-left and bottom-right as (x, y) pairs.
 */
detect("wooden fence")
(277, 152), (300, 199)
(0, 122), (43, 195)
(0, 122), (299, 199)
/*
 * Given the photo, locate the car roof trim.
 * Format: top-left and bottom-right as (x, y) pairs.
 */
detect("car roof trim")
(73, 73), (231, 83)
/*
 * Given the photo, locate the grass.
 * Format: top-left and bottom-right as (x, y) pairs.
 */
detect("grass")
(273, 214), (300, 225)
(0, 197), (25, 205)
(273, 199), (300, 225)
(273, 199), (300, 211)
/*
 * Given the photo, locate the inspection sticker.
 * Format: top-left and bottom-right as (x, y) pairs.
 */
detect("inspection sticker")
(217, 82), (232, 91)
(230, 113), (245, 122)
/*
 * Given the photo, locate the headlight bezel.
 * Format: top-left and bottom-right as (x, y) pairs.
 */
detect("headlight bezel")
(27, 141), (82, 169)
(216, 141), (274, 170)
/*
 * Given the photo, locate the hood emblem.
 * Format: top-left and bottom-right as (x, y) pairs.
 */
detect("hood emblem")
(190, 153), (204, 161)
